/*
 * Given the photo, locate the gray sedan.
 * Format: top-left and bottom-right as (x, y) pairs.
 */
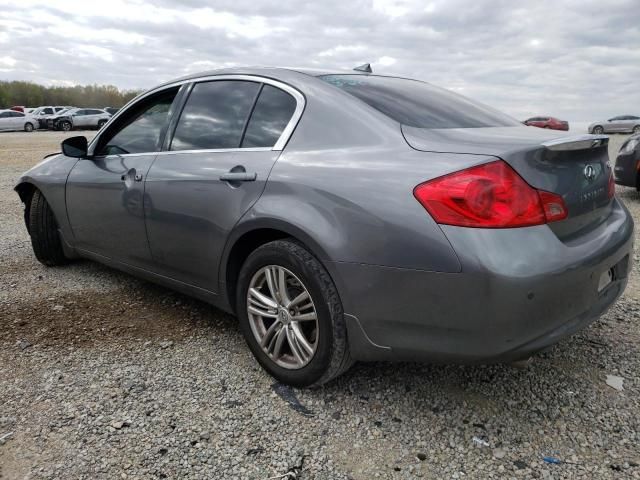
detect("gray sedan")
(14, 67), (634, 387)
(589, 115), (640, 134)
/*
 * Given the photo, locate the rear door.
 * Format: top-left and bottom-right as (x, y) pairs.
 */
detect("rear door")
(11, 111), (25, 129)
(85, 109), (104, 126)
(66, 87), (181, 268)
(144, 77), (302, 292)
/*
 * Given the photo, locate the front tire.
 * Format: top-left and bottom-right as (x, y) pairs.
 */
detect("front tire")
(633, 125), (640, 134)
(60, 121), (72, 132)
(28, 190), (69, 266)
(24, 122), (34, 132)
(236, 239), (352, 387)
(97, 120), (107, 129)
(592, 125), (604, 134)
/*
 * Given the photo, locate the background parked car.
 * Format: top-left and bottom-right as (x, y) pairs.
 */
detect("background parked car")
(614, 134), (640, 189)
(10, 105), (25, 113)
(0, 109), (37, 132)
(103, 107), (119, 115)
(523, 116), (569, 130)
(32, 106), (74, 129)
(48, 108), (111, 131)
(589, 115), (640, 134)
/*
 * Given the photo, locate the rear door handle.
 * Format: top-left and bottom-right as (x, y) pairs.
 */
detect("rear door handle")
(219, 172), (257, 182)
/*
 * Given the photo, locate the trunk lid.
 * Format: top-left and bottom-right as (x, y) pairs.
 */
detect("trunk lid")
(402, 125), (613, 238)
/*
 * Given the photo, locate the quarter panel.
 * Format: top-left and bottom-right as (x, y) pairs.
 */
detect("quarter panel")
(251, 146), (482, 273)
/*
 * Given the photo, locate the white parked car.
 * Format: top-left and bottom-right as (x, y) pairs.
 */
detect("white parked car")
(47, 108), (112, 131)
(0, 109), (38, 132)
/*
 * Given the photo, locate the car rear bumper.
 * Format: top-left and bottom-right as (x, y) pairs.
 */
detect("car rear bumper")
(614, 151), (639, 187)
(334, 199), (634, 362)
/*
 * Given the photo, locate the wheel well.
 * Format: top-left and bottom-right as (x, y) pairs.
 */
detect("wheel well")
(15, 182), (36, 232)
(225, 228), (293, 313)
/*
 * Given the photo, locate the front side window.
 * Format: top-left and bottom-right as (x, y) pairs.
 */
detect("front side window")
(96, 88), (178, 156)
(171, 80), (260, 151)
(320, 75), (521, 129)
(242, 85), (297, 148)
(43, 108), (53, 115)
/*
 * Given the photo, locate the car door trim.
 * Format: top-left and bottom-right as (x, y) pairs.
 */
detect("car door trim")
(88, 74), (305, 157)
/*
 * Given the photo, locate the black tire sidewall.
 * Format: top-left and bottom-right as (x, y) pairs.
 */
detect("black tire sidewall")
(236, 242), (335, 387)
(24, 123), (33, 132)
(62, 122), (71, 131)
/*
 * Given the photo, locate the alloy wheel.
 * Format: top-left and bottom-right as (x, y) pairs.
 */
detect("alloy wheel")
(247, 265), (318, 369)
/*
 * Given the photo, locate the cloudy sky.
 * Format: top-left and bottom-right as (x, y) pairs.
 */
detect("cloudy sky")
(1, 0), (638, 121)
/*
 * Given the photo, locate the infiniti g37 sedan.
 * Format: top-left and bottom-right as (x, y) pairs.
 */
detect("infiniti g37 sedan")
(15, 67), (634, 387)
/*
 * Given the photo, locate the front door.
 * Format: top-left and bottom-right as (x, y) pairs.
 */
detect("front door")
(144, 78), (300, 293)
(0, 111), (11, 130)
(72, 110), (88, 128)
(65, 87), (181, 268)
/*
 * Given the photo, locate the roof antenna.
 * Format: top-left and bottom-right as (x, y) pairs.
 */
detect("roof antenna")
(353, 63), (372, 73)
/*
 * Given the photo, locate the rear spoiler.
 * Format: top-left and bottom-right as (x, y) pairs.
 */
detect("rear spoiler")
(543, 134), (608, 151)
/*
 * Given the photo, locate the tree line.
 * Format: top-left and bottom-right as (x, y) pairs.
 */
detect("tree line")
(0, 80), (142, 109)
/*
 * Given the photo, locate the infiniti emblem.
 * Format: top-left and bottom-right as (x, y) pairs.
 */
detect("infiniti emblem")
(584, 164), (596, 182)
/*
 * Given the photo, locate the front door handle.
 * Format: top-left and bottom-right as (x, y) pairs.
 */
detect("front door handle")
(219, 172), (257, 182)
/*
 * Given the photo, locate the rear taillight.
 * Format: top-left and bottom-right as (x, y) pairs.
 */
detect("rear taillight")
(414, 160), (568, 228)
(607, 168), (615, 199)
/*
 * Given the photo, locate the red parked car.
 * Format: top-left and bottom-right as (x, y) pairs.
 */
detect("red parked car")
(10, 106), (25, 113)
(523, 116), (569, 131)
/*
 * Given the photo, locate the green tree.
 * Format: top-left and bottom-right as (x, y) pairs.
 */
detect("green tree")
(0, 80), (142, 109)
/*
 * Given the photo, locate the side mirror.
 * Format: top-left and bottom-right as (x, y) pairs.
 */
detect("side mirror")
(61, 136), (88, 158)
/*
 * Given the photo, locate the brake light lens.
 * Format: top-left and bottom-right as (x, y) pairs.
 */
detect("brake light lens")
(607, 168), (615, 199)
(414, 160), (568, 228)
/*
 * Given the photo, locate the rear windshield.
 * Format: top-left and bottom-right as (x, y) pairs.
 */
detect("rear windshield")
(320, 75), (520, 129)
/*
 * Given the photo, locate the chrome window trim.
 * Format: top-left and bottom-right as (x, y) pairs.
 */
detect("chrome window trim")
(157, 147), (272, 156)
(88, 74), (305, 156)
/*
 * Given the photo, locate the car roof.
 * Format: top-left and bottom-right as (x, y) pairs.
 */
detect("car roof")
(153, 66), (374, 90)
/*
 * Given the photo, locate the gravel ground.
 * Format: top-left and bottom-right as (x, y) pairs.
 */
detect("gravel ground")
(1, 131), (639, 479)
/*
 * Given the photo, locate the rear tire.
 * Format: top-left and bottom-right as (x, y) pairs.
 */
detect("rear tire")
(236, 239), (352, 387)
(592, 126), (604, 134)
(28, 190), (68, 266)
(24, 122), (34, 132)
(633, 125), (640, 134)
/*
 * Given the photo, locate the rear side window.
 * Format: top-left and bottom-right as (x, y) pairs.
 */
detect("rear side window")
(320, 75), (520, 129)
(171, 80), (260, 151)
(242, 85), (297, 148)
